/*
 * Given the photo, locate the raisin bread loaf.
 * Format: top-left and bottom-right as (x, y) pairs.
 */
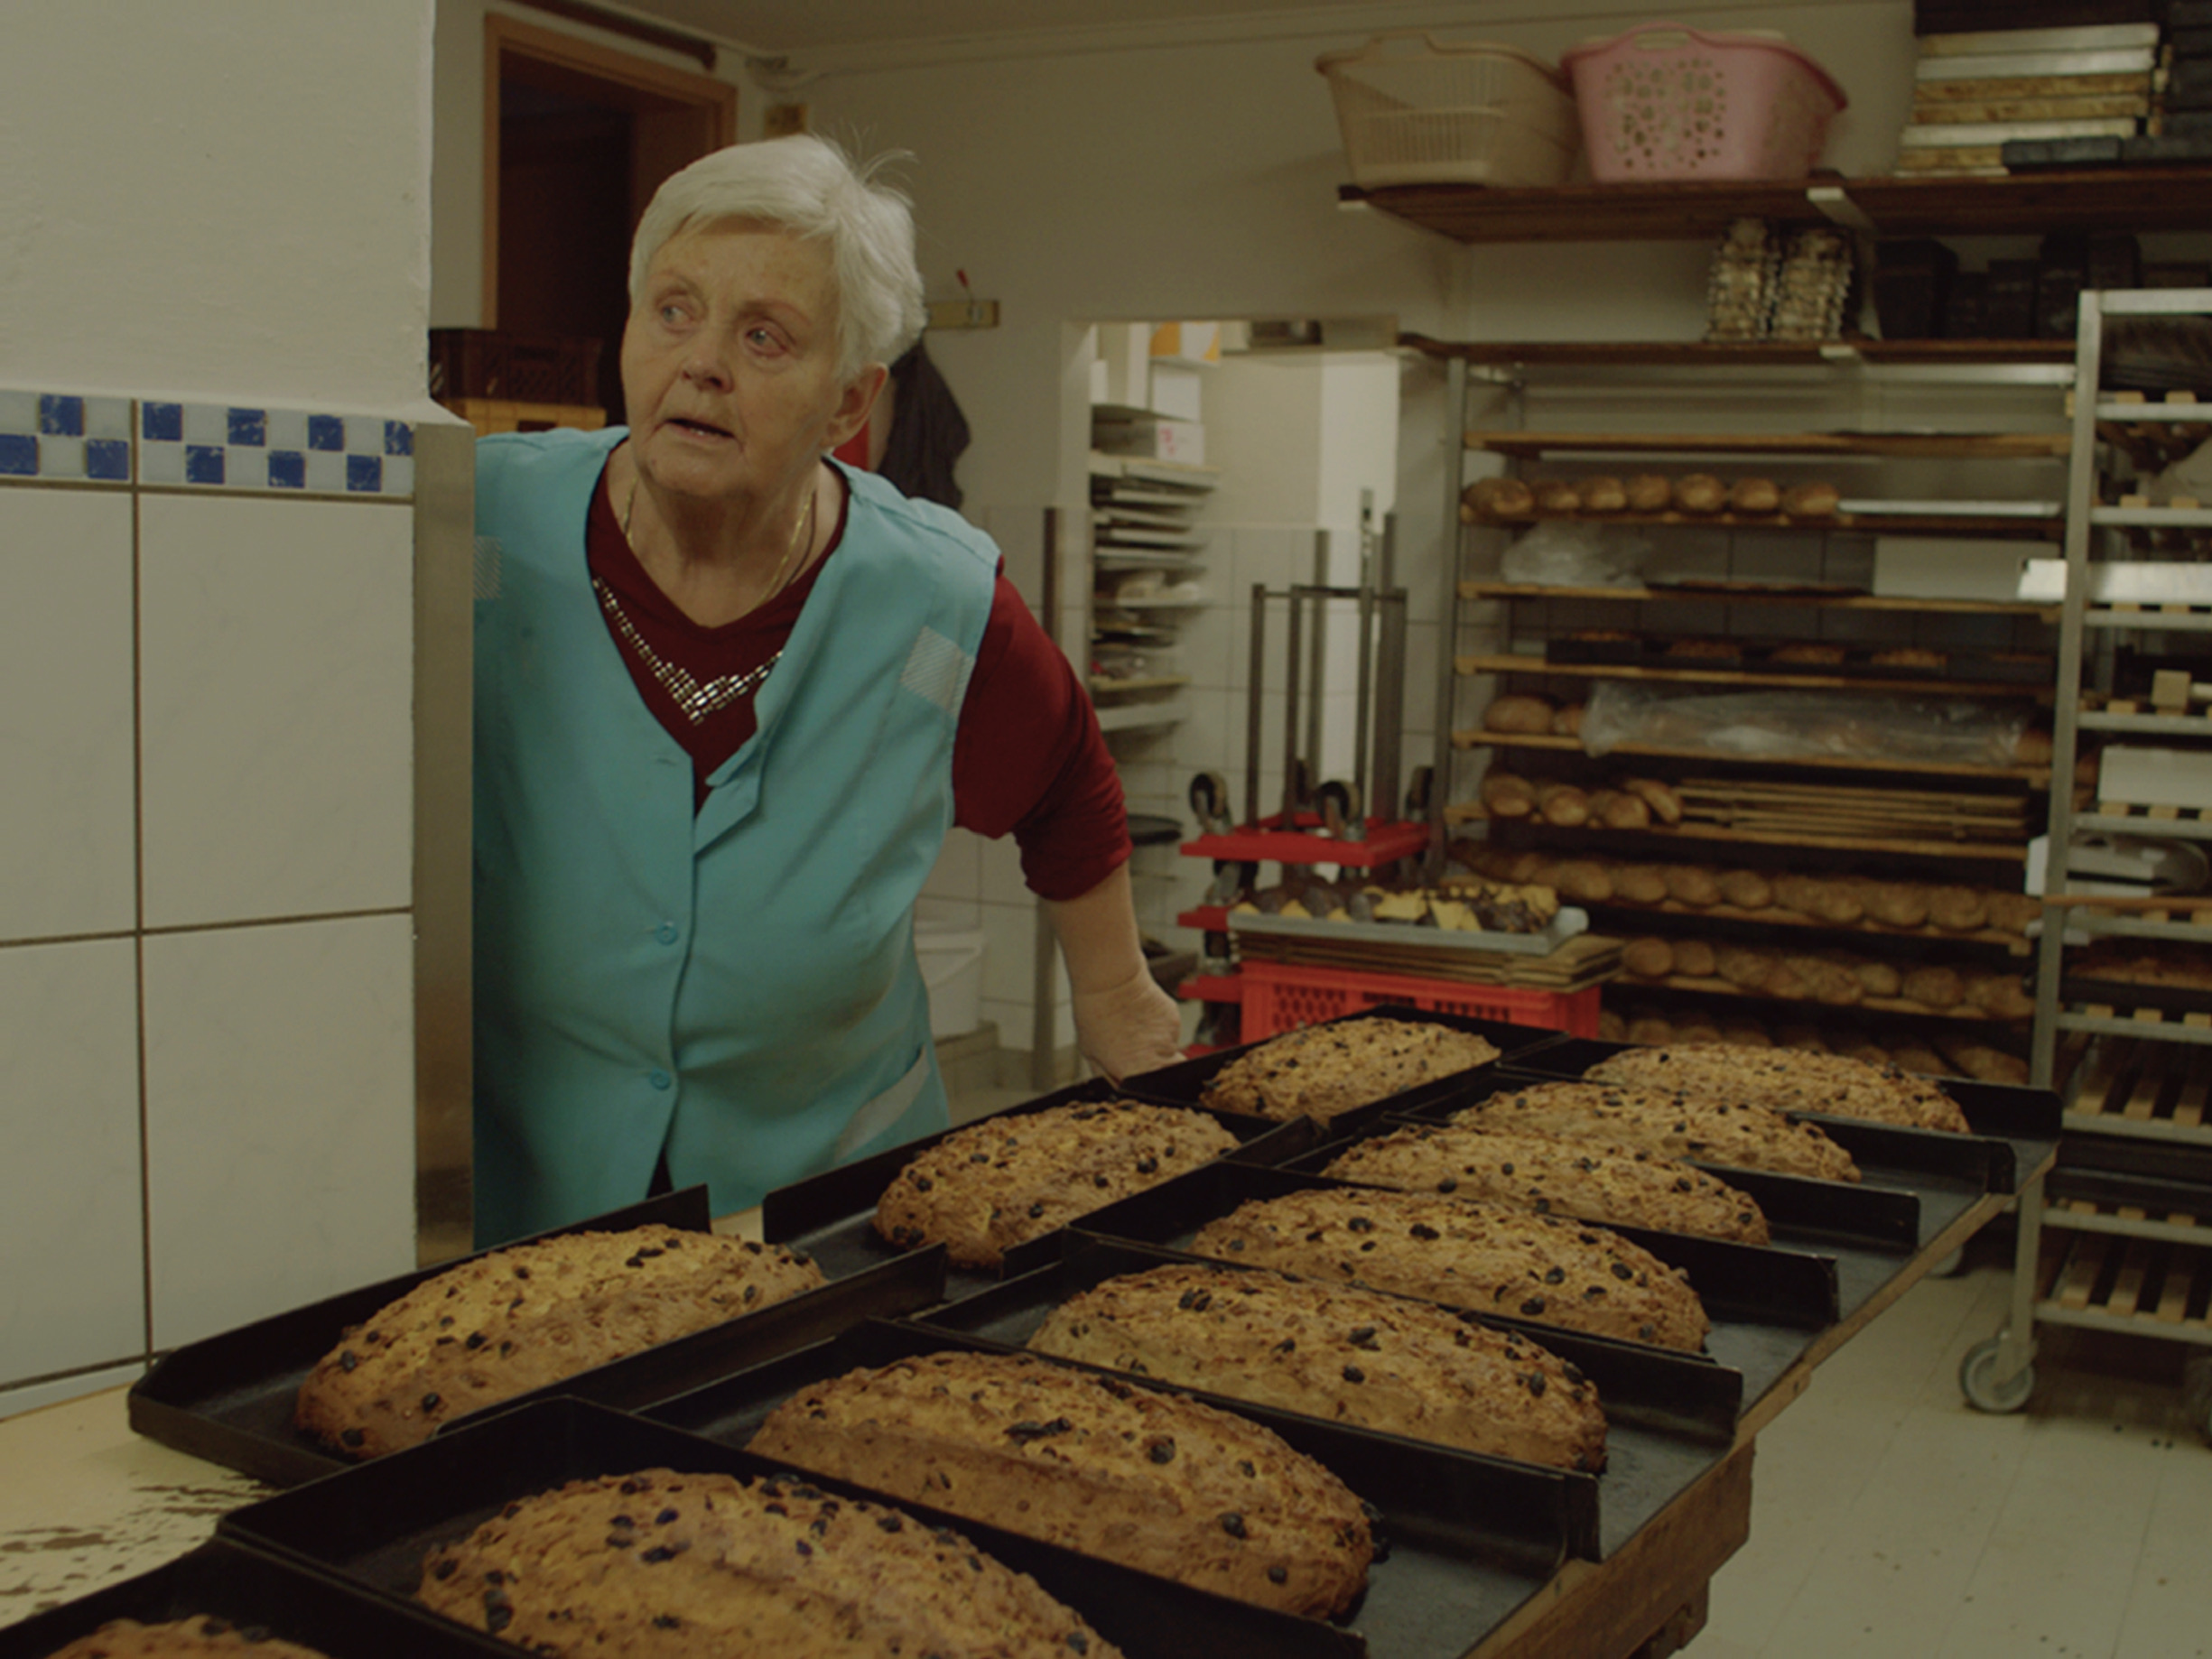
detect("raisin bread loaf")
(40, 1623), (332, 1658)
(416, 1467), (1118, 1657)
(1584, 1043), (1972, 1132)
(1455, 1082), (1861, 1183)
(1198, 1018), (1501, 1122)
(295, 1228), (824, 1460)
(1185, 1187), (1710, 1351)
(1322, 1124), (1771, 1245)
(1027, 1262), (1607, 1470)
(748, 1350), (1374, 1617)
(874, 1099), (1239, 1268)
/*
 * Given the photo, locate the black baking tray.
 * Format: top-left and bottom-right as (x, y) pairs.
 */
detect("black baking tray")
(215, 1395), (1362, 1659)
(1119, 1004), (1567, 1138)
(1060, 1158), (1839, 1425)
(126, 1187), (942, 1489)
(1291, 1106), (1923, 1257)
(641, 1318), (1558, 1659)
(1502, 1039), (2060, 1194)
(907, 1234), (1742, 1562)
(0, 1538), (515, 1658)
(759, 1075), (1308, 1298)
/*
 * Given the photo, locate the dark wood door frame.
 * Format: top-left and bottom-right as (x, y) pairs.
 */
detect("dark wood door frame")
(482, 14), (738, 329)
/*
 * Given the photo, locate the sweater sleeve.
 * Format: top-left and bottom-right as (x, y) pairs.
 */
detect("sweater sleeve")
(953, 575), (1130, 900)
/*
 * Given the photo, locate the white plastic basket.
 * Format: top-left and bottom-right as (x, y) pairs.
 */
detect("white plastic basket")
(1316, 33), (1579, 189)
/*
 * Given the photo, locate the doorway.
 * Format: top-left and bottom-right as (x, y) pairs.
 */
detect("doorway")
(484, 15), (737, 422)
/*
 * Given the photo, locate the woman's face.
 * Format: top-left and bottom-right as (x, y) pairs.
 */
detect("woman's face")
(619, 218), (880, 507)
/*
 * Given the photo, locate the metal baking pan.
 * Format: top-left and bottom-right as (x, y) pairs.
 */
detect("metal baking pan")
(1230, 906), (1591, 959)
(215, 1395), (1360, 1659)
(1370, 1082), (1923, 1256)
(0, 1537), (513, 1658)
(126, 1187), (941, 1489)
(642, 1318), (1559, 1659)
(759, 1075), (1307, 1298)
(1409, 1068), (1999, 1352)
(1120, 1004), (1570, 1137)
(908, 1234), (1742, 1562)
(1061, 1158), (1837, 1425)
(1501, 1038), (2060, 1194)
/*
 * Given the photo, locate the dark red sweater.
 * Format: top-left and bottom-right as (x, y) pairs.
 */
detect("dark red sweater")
(587, 471), (1129, 900)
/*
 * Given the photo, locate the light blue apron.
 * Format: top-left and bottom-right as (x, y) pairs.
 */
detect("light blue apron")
(471, 427), (997, 1245)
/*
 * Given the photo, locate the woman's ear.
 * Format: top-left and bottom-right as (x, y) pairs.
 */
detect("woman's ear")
(825, 363), (890, 450)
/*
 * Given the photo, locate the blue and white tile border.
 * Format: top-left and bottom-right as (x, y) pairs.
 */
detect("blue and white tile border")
(0, 388), (414, 498)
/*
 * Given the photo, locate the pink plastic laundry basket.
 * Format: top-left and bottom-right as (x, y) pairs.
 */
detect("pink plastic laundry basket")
(1562, 23), (1845, 182)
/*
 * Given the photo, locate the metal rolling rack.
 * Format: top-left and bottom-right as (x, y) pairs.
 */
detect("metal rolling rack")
(1964, 288), (2212, 1440)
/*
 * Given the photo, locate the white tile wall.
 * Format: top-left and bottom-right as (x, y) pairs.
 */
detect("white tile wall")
(0, 489), (138, 942)
(137, 494), (414, 930)
(143, 913), (415, 1349)
(0, 938), (145, 1383)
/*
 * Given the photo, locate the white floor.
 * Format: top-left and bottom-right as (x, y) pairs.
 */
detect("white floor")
(1687, 1245), (2212, 1659)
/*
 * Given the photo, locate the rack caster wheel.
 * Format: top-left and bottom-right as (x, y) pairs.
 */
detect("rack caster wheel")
(1959, 1336), (2033, 1414)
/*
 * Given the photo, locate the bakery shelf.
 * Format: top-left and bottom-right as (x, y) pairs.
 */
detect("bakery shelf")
(2032, 1231), (2212, 1348)
(1465, 509), (2064, 537)
(1342, 167), (2212, 244)
(1548, 820), (2027, 862)
(1464, 431), (2071, 461)
(2090, 505), (2212, 530)
(1454, 652), (2049, 701)
(2057, 1009), (2212, 1050)
(2082, 610), (2212, 635)
(1581, 897), (2031, 951)
(1458, 581), (2056, 617)
(2047, 1195), (2212, 1249)
(1447, 730), (2052, 785)
(1406, 334), (2077, 370)
(1621, 973), (2027, 1024)
(2072, 805), (2212, 842)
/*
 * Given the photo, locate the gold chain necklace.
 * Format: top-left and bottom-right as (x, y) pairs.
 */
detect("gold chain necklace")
(624, 469), (817, 607)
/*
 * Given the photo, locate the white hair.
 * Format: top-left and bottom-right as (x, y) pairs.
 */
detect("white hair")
(628, 134), (925, 384)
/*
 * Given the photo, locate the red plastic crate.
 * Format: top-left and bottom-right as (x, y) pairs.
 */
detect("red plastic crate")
(1238, 958), (1602, 1042)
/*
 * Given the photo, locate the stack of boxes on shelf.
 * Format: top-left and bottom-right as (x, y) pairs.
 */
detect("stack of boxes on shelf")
(1085, 323), (1216, 728)
(1897, 12), (2160, 178)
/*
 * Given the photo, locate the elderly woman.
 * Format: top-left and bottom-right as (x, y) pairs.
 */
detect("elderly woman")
(471, 134), (1183, 1247)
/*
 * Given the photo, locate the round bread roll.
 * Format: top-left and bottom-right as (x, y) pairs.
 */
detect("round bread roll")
(1926, 885), (1991, 931)
(2013, 727), (2054, 764)
(1613, 863), (1671, 904)
(1581, 475), (1628, 513)
(1854, 959), (1903, 997)
(1622, 936), (1676, 978)
(1594, 788), (1651, 830)
(1662, 864), (1722, 907)
(1481, 771), (1536, 818)
(1773, 875), (1863, 926)
(1863, 881), (1931, 930)
(1780, 481), (1840, 517)
(1966, 970), (2036, 1020)
(1483, 693), (1557, 734)
(1671, 938), (1719, 978)
(1464, 477), (1535, 517)
(1715, 869), (1775, 910)
(1598, 1008), (1629, 1043)
(1716, 1018), (1772, 1048)
(1728, 477), (1781, 514)
(1985, 891), (2043, 935)
(1627, 1015), (1676, 1044)
(1626, 474), (1673, 512)
(1673, 474), (1727, 514)
(1718, 946), (1772, 989)
(1789, 954), (1864, 1006)
(1534, 480), (1583, 514)
(1540, 858), (1614, 903)
(1901, 965), (1966, 1008)
(1537, 782), (1592, 827)
(1622, 777), (1683, 824)
(1551, 701), (1587, 737)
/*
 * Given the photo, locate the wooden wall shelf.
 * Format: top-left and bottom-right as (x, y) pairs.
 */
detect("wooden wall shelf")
(1404, 336), (2077, 368)
(1459, 582), (2057, 617)
(1343, 167), (2212, 245)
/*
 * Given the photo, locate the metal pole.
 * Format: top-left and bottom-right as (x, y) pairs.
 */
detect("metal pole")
(1033, 505), (1065, 1091)
(1428, 356), (1470, 876)
(1304, 531), (1329, 782)
(1372, 588), (1408, 823)
(1280, 584), (1306, 827)
(1245, 582), (1268, 827)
